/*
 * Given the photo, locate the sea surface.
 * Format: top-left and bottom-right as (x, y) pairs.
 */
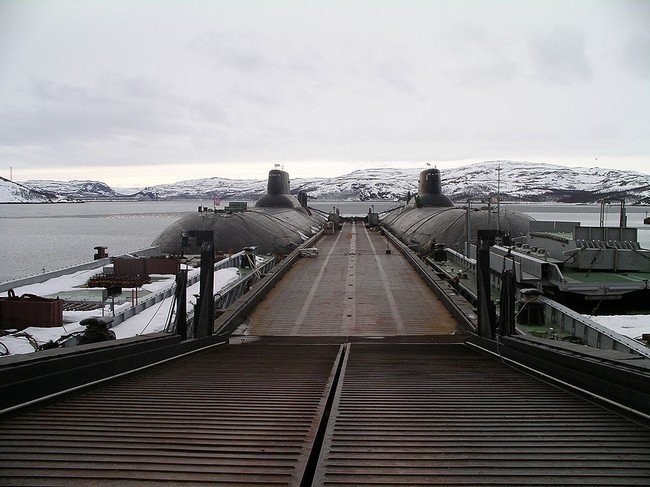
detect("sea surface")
(1, 200), (648, 283)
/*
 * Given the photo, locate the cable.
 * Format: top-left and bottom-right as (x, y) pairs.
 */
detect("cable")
(255, 209), (313, 235)
(139, 294), (172, 336)
(561, 246), (585, 265)
(590, 287), (608, 316)
(13, 332), (38, 351)
(164, 293), (178, 334)
(585, 248), (602, 278)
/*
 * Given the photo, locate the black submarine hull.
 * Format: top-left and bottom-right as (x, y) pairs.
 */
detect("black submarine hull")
(382, 205), (532, 252)
(381, 168), (532, 252)
(152, 170), (324, 255)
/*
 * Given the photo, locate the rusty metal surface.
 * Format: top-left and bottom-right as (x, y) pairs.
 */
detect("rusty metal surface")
(0, 343), (341, 486)
(315, 343), (650, 485)
(246, 222), (458, 336)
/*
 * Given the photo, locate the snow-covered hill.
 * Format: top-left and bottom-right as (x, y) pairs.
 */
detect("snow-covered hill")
(11, 161), (650, 204)
(136, 176), (267, 201)
(0, 177), (52, 203)
(22, 180), (121, 200)
(136, 162), (650, 203)
(442, 161), (650, 203)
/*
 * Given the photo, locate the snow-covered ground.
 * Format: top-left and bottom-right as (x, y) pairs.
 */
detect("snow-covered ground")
(0, 266), (240, 356)
(586, 314), (650, 341)
(3, 256), (648, 356)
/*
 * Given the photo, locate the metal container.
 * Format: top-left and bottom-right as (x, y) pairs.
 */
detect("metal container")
(0, 292), (63, 329)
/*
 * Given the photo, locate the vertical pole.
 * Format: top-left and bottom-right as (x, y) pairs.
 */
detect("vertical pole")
(487, 199), (491, 224)
(619, 200), (626, 227)
(196, 239), (215, 338)
(175, 270), (188, 340)
(466, 200), (471, 257)
(476, 230), (497, 339)
(496, 165), (501, 231)
(498, 269), (516, 336)
(599, 199), (605, 227)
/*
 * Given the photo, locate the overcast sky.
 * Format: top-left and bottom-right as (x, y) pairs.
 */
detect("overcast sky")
(1, 0), (649, 187)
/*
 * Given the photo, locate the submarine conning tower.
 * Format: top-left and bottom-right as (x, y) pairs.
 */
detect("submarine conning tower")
(254, 169), (300, 209)
(416, 168), (454, 207)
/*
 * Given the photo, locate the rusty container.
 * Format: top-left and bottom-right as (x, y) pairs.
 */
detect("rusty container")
(113, 257), (147, 275)
(0, 293), (64, 329)
(145, 257), (180, 275)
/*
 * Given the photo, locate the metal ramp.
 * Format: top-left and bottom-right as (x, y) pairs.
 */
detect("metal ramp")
(2, 341), (649, 485)
(0, 344), (342, 486)
(315, 343), (650, 486)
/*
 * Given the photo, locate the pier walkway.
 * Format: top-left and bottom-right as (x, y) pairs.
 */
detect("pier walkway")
(1, 222), (649, 485)
(245, 222), (458, 336)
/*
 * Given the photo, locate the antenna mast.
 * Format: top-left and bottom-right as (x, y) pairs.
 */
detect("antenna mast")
(496, 164), (501, 231)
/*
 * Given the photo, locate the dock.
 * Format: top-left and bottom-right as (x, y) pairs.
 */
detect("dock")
(1, 222), (649, 485)
(245, 222), (458, 336)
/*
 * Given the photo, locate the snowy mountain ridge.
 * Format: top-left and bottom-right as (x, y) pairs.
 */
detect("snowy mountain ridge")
(134, 161), (650, 203)
(21, 180), (122, 200)
(9, 161), (650, 204)
(0, 177), (53, 203)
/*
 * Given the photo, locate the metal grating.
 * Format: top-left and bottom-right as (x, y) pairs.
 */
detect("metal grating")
(315, 343), (650, 485)
(0, 343), (342, 486)
(246, 222), (458, 336)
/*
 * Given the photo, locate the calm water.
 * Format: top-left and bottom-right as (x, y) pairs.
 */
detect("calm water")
(0, 201), (210, 283)
(1, 201), (648, 283)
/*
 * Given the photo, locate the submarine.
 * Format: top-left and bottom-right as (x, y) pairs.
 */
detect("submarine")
(152, 169), (324, 255)
(381, 168), (532, 253)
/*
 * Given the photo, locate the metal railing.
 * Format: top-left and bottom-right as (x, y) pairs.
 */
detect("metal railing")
(173, 255), (277, 338)
(421, 246), (649, 356)
(539, 296), (650, 357)
(214, 258), (277, 311)
(115, 251), (251, 327)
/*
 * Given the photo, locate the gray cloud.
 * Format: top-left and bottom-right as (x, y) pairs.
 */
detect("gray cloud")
(441, 24), (519, 87)
(189, 30), (321, 76)
(0, 76), (227, 162)
(0, 1), (648, 181)
(622, 32), (650, 79)
(529, 27), (592, 84)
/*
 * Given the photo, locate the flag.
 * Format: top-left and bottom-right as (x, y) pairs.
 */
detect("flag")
(213, 196), (221, 206)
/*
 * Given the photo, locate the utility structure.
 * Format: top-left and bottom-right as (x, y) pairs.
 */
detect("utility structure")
(180, 229), (215, 339)
(599, 197), (627, 228)
(465, 198), (493, 257)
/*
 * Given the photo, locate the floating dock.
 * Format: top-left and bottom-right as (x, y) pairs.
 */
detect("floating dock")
(1, 222), (649, 485)
(245, 222), (458, 336)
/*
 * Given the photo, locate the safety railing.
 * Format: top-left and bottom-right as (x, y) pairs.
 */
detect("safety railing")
(177, 255), (277, 338)
(114, 251), (249, 327)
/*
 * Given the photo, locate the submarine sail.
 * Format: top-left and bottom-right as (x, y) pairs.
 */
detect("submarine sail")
(152, 170), (324, 255)
(381, 168), (532, 253)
